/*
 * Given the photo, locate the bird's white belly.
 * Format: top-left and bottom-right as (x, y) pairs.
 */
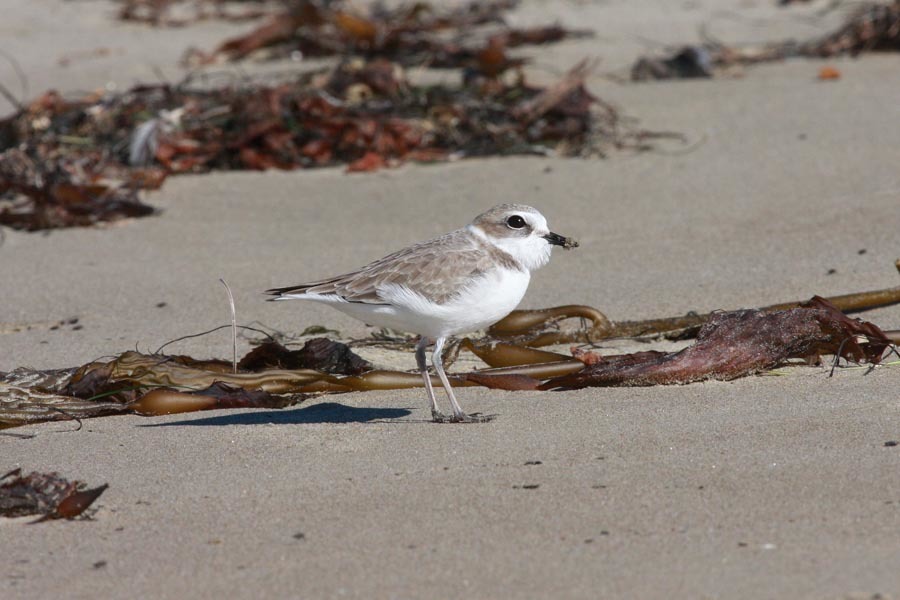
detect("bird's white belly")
(330, 268), (531, 338)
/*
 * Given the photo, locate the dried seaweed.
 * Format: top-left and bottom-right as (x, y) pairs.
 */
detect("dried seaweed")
(0, 468), (107, 520)
(1, 338), (368, 425)
(117, 0), (269, 26)
(0, 383), (128, 428)
(0, 147), (155, 231)
(0, 1), (664, 232)
(801, 0), (900, 56)
(632, 0), (900, 80)
(631, 46), (715, 81)
(541, 297), (891, 389)
(0, 367), (129, 428)
(1, 56), (651, 230)
(123, 0), (592, 76)
(2, 276), (897, 428)
(238, 338), (372, 374)
(174, 0), (592, 70)
(2, 299), (896, 428)
(488, 277), (900, 347)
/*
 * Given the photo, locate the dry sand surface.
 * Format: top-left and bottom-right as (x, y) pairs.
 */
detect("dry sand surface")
(2, 1), (900, 598)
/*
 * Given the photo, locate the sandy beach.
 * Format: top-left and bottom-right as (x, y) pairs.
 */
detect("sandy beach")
(2, 1), (900, 598)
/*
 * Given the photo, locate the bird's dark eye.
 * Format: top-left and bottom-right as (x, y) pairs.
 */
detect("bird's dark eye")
(506, 215), (526, 229)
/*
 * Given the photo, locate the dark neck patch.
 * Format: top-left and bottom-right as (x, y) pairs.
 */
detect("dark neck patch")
(471, 229), (524, 273)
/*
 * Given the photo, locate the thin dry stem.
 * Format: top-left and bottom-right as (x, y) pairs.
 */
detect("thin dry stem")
(220, 278), (237, 374)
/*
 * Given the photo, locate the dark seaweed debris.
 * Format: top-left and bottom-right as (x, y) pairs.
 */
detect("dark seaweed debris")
(542, 297), (892, 389)
(632, 0), (900, 80)
(0, 336), (375, 427)
(0, 147), (155, 231)
(0, 56), (651, 230)
(238, 338), (372, 374)
(1, 288), (897, 428)
(161, 0), (592, 70)
(0, 1), (649, 231)
(117, 0), (270, 26)
(0, 468), (107, 521)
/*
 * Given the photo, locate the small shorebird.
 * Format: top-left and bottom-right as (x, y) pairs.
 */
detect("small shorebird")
(266, 204), (578, 422)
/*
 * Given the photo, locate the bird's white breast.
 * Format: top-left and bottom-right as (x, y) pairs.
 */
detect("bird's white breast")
(327, 266), (531, 338)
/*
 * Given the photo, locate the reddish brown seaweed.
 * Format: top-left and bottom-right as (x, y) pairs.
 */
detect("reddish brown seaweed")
(1, 57), (637, 230)
(632, 0), (900, 80)
(0, 468), (107, 520)
(541, 297), (891, 389)
(182, 0), (591, 70)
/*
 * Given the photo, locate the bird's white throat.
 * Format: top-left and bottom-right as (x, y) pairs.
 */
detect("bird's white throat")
(467, 224), (553, 272)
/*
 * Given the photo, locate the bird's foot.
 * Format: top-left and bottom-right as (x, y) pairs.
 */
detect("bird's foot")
(448, 412), (494, 424)
(431, 409), (493, 424)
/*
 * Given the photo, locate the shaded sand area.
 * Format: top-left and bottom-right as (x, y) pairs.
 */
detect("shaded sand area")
(2, 1), (900, 598)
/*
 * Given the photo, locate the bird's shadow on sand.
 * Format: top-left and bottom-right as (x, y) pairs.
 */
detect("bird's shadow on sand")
(138, 402), (413, 428)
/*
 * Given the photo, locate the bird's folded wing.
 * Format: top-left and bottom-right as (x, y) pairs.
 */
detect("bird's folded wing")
(266, 231), (505, 305)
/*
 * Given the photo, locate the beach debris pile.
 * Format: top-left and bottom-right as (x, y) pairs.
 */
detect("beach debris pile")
(632, 0), (900, 80)
(541, 297), (892, 389)
(0, 337), (375, 427)
(0, 468), (107, 521)
(237, 338), (372, 373)
(117, 0), (270, 26)
(0, 57), (621, 232)
(116, 0), (592, 68)
(0, 145), (156, 231)
(2, 279), (897, 428)
(0, 0), (652, 231)
(486, 266), (900, 345)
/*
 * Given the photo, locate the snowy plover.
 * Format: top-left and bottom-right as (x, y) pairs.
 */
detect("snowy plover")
(266, 204), (578, 423)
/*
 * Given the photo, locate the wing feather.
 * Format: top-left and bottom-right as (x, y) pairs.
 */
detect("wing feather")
(266, 229), (512, 305)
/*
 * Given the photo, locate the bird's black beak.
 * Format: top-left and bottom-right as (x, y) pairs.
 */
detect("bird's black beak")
(543, 232), (579, 250)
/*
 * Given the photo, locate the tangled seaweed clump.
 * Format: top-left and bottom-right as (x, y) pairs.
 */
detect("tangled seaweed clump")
(0, 57), (653, 231)
(117, 0), (592, 68)
(0, 468), (107, 521)
(632, 0), (900, 80)
(0, 0), (628, 231)
(2, 283), (898, 430)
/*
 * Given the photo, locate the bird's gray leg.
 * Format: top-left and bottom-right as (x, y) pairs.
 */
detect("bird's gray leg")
(432, 337), (487, 423)
(415, 337), (446, 422)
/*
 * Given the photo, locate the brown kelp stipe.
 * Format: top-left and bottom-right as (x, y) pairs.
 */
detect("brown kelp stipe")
(0, 348), (583, 427)
(1, 280), (897, 428)
(489, 273), (900, 347)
